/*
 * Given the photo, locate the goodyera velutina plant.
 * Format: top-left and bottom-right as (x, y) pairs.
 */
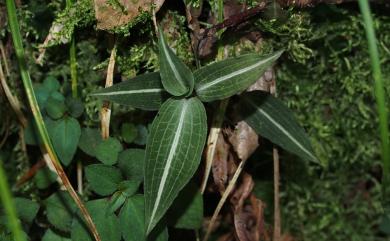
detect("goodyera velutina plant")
(91, 27), (318, 235)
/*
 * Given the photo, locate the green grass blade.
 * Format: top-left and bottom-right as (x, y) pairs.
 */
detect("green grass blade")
(0, 159), (26, 241)
(358, 0), (390, 185)
(5, 0), (101, 240)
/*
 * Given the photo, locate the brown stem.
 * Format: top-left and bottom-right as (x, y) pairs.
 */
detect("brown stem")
(273, 147), (281, 241)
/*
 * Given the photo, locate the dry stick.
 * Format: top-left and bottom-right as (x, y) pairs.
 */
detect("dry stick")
(0, 58), (27, 128)
(200, 99), (229, 193)
(0, 42), (10, 76)
(100, 45), (117, 139)
(203, 159), (247, 241)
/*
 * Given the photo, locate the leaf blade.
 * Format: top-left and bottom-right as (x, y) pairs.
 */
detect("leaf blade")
(144, 97), (207, 234)
(194, 51), (283, 102)
(91, 72), (167, 110)
(239, 91), (318, 163)
(158, 28), (194, 96)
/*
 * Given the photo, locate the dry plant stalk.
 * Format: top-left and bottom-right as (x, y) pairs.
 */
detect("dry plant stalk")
(100, 45), (117, 139)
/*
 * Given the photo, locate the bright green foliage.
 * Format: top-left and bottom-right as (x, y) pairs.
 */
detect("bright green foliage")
(144, 97), (207, 233)
(240, 91), (318, 163)
(119, 195), (169, 241)
(194, 51), (283, 102)
(45, 192), (76, 232)
(71, 199), (121, 241)
(95, 137), (123, 165)
(47, 117), (81, 166)
(158, 27), (194, 96)
(85, 164), (123, 196)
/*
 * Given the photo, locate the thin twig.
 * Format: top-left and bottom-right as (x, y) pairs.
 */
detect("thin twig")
(0, 41), (10, 76)
(0, 58), (27, 128)
(100, 44), (117, 139)
(203, 159), (247, 241)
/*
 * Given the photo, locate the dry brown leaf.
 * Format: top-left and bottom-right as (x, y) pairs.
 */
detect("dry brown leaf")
(211, 133), (230, 193)
(94, 0), (165, 30)
(227, 121), (258, 162)
(230, 173), (254, 210)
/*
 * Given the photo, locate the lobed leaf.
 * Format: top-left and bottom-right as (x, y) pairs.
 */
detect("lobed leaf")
(239, 91), (318, 163)
(91, 72), (167, 110)
(194, 51), (283, 102)
(158, 28), (194, 96)
(144, 97), (207, 234)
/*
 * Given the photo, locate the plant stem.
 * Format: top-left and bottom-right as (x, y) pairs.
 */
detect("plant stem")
(0, 159), (26, 241)
(5, 0), (101, 240)
(358, 0), (390, 191)
(70, 37), (78, 98)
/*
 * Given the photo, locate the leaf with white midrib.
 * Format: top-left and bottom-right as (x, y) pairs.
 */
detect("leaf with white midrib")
(144, 97), (207, 234)
(158, 27), (194, 97)
(194, 51), (283, 102)
(90, 72), (167, 110)
(239, 91), (318, 163)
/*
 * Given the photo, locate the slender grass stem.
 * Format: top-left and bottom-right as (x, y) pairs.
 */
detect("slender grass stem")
(70, 37), (78, 98)
(0, 159), (26, 241)
(358, 0), (390, 190)
(5, 0), (101, 240)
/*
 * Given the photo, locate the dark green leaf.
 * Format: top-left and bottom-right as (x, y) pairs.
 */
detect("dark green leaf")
(194, 51), (283, 102)
(118, 149), (145, 182)
(42, 229), (71, 241)
(14, 198), (39, 224)
(118, 180), (140, 197)
(45, 191), (76, 232)
(167, 182), (203, 229)
(66, 97), (84, 118)
(45, 96), (67, 119)
(119, 195), (168, 241)
(85, 164), (123, 196)
(71, 199), (121, 241)
(158, 27), (194, 96)
(78, 128), (103, 157)
(24, 119), (40, 145)
(239, 91), (318, 162)
(107, 191), (127, 214)
(47, 117), (81, 166)
(95, 137), (123, 165)
(43, 76), (60, 92)
(121, 123), (137, 143)
(90, 72), (167, 110)
(134, 124), (148, 145)
(144, 97), (207, 233)
(33, 167), (57, 189)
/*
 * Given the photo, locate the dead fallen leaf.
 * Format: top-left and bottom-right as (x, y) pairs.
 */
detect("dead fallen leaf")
(94, 0), (165, 30)
(212, 133), (231, 193)
(227, 121), (259, 162)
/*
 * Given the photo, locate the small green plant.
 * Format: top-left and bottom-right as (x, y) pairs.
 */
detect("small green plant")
(92, 27), (318, 235)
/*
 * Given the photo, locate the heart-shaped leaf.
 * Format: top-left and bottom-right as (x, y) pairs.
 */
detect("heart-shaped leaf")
(45, 191), (76, 232)
(239, 91), (318, 162)
(78, 128), (102, 157)
(85, 164), (123, 196)
(118, 149), (145, 183)
(42, 229), (71, 241)
(91, 72), (167, 110)
(144, 97), (207, 234)
(194, 51), (283, 102)
(47, 117), (81, 166)
(95, 137), (123, 165)
(158, 28), (194, 96)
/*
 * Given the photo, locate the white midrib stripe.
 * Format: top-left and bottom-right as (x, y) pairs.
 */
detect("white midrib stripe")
(197, 57), (270, 92)
(147, 102), (188, 232)
(162, 39), (185, 86)
(253, 102), (317, 161)
(90, 88), (163, 96)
